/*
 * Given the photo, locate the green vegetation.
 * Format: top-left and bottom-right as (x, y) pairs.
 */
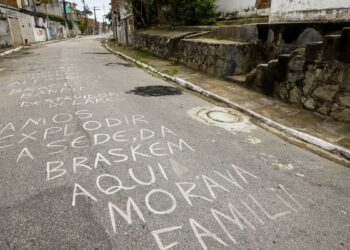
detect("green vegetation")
(66, 20), (73, 30)
(135, 48), (152, 59)
(169, 58), (179, 65)
(78, 20), (87, 34)
(127, 0), (217, 27)
(162, 68), (178, 76)
(170, 0), (217, 25)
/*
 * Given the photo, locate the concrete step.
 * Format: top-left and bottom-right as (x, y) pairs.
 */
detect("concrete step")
(257, 63), (268, 69)
(208, 26), (242, 41)
(306, 42), (323, 62)
(183, 37), (250, 45)
(340, 27), (350, 63)
(322, 34), (342, 61)
(217, 17), (269, 26)
(225, 74), (247, 85)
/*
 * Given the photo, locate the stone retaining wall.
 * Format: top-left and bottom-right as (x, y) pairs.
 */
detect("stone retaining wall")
(247, 27), (350, 122)
(133, 30), (261, 77)
(179, 39), (261, 77)
(133, 30), (194, 58)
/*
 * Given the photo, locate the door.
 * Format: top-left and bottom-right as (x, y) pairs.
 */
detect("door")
(8, 17), (23, 46)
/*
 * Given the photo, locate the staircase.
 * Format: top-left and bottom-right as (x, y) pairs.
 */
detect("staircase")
(226, 26), (350, 95)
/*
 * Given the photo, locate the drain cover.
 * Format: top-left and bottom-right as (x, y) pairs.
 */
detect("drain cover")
(188, 106), (256, 134)
(207, 111), (241, 123)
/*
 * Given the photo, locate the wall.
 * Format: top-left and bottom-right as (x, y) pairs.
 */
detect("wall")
(133, 30), (194, 58)
(8, 16), (23, 46)
(34, 27), (47, 42)
(0, 18), (12, 49)
(46, 21), (67, 40)
(247, 27), (350, 122)
(36, 1), (63, 18)
(114, 2), (135, 45)
(6, 0), (18, 8)
(216, 0), (270, 17)
(180, 39), (261, 77)
(256, 22), (350, 61)
(17, 0), (34, 12)
(18, 13), (35, 44)
(270, 0), (350, 22)
(216, 0), (256, 14)
(1, 7), (23, 47)
(133, 30), (262, 78)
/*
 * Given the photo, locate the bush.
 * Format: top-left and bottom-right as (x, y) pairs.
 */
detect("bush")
(78, 20), (87, 34)
(171, 0), (217, 25)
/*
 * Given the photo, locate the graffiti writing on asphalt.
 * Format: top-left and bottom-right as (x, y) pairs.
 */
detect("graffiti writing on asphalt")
(0, 110), (304, 249)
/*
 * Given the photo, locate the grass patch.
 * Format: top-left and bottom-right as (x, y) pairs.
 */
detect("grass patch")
(135, 48), (153, 59)
(162, 69), (179, 76)
(169, 58), (180, 66)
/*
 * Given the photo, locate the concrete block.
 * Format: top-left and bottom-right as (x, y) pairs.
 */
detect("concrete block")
(321, 35), (341, 61)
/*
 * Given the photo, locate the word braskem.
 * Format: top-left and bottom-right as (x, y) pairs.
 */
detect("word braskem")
(0, 108), (304, 249)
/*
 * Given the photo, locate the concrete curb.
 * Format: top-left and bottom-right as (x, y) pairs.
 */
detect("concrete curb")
(0, 46), (23, 57)
(105, 42), (350, 162)
(0, 36), (81, 57)
(31, 36), (82, 47)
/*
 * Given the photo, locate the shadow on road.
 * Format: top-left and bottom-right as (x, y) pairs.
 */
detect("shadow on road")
(82, 52), (111, 55)
(126, 85), (182, 97)
(105, 62), (134, 67)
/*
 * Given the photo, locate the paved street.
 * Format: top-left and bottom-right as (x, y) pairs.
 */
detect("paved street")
(0, 35), (349, 250)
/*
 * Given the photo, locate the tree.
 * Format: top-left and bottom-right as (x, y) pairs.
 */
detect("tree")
(125, 0), (217, 27)
(170, 0), (217, 25)
(105, 10), (112, 22)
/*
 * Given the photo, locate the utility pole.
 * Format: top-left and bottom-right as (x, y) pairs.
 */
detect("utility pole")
(93, 6), (100, 35)
(102, 4), (105, 34)
(5, 0), (8, 18)
(81, 0), (87, 34)
(33, 0), (38, 27)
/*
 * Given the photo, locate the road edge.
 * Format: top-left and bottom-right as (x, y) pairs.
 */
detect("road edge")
(0, 36), (83, 57)
(0, 46), (23, 57)
(105, 41), (350, 165)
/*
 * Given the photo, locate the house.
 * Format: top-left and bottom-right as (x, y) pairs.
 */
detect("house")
(216, 0), (271, 18)
(111, 0), (134, 45)
(78, 16), (100, 35)
(35, 0), (63, 18)
(270, 0), (350, 22)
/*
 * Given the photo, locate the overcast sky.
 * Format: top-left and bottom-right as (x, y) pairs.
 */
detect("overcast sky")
(71, 0), (111, 22)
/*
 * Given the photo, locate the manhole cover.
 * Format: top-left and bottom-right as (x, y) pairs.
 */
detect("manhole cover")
(188, 106), (257, 135)
(207, 111), (241, 123)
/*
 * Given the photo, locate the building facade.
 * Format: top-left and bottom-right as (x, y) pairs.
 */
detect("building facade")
(111, 0), (134, 45)
(216, 0), (271, 17)
(270, 0), (350, 22)
(0, 0), (75, 49)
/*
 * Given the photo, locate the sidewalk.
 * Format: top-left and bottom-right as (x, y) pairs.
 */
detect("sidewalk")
(0, 46), (23, 57)
(0, 36), (83, 57)
(106, 41), (350, 166)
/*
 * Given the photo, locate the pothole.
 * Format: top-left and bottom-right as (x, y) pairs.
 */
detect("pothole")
(188, 106), (257, 135)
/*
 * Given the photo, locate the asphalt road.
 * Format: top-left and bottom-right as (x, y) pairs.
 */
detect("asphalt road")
(0, 35), (349, 250)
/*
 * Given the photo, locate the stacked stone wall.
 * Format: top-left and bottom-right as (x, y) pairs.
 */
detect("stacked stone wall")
(133, 31), (261, 77)
(248, 27), (350, 122)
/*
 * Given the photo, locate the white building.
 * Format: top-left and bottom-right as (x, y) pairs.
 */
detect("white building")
(216, 0), (271, 17)
(112, 0), (134, 45)
(270, 0), (350, 22)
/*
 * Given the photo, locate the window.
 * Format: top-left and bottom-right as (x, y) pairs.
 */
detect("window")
(256, 0), (271, 9)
